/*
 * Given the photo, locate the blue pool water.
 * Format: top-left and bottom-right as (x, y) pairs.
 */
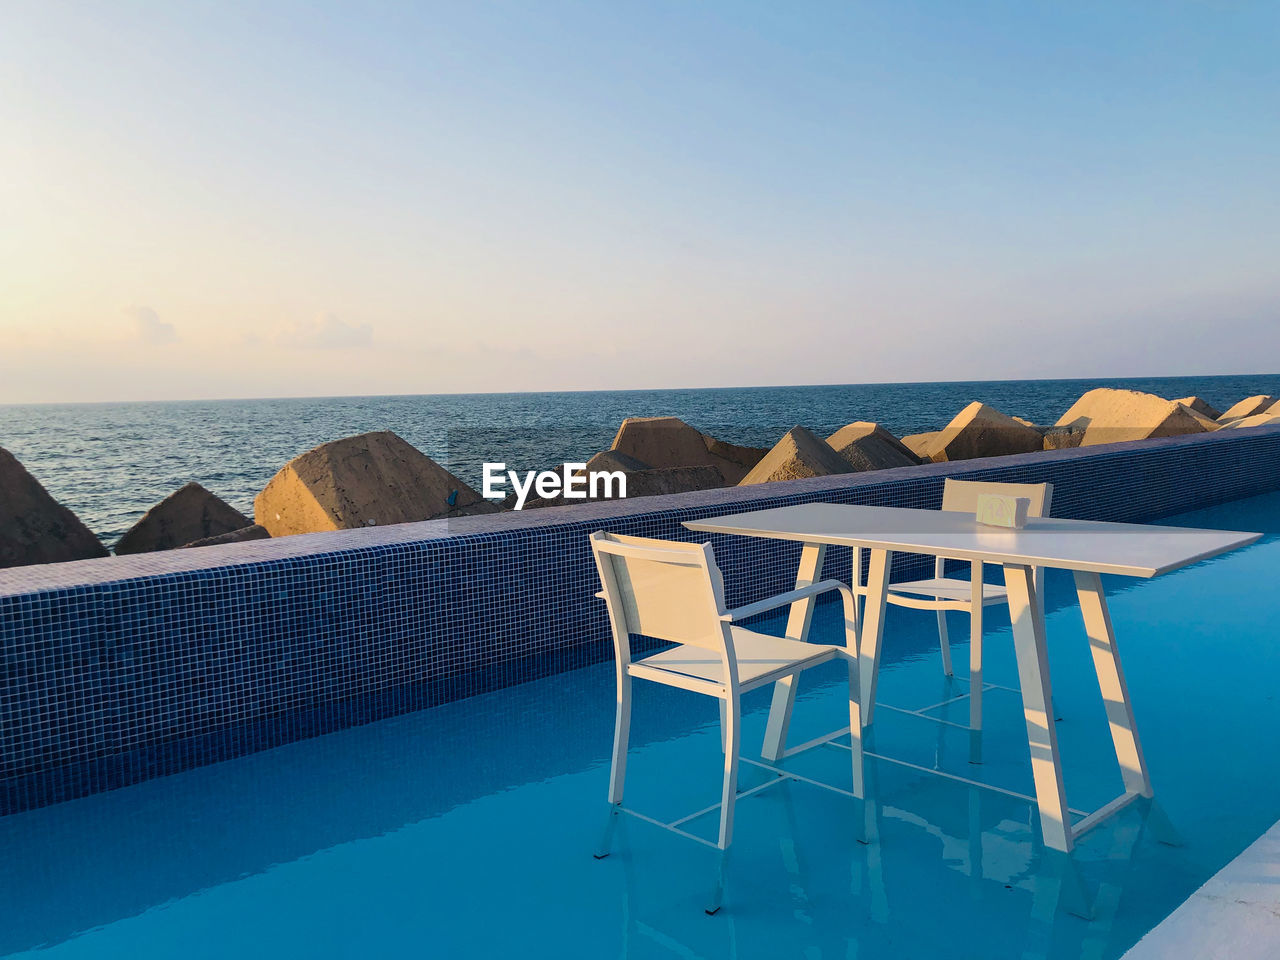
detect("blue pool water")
(2, 491), (1279, 959)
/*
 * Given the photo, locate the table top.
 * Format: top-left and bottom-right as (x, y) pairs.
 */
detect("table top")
(684, 503), (1262, 578)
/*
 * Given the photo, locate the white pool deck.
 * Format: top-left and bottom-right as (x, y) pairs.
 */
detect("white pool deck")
(1122, 819), (1280, 959)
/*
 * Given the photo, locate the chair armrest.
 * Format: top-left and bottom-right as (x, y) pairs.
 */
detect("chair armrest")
(721, 580), (851, 622)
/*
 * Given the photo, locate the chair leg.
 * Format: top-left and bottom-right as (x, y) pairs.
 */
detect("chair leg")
(937, 608), (953, 677)
(594, 805), (619, 859)
(719, 698), (727, 753)
(718, 695), (741, 851)
(969, 601), (983, 734)
(608, 675), (632, 805)
(706, 849), (730, 915)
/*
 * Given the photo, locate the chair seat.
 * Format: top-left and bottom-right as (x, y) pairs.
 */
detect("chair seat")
(885, 577), (1009, 605)
(633, 628), (839, 689)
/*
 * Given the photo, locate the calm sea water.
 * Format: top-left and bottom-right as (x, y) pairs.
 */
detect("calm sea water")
(2, 374), (1277, 546)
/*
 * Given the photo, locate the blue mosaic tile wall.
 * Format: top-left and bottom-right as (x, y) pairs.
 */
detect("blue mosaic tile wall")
(3, 425), (1280, 816)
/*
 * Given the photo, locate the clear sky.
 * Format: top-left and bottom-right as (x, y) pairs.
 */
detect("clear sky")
(2, 1), (1278, 403)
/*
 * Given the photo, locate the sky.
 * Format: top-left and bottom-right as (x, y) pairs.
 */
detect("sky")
(2, 0), (1278, 403)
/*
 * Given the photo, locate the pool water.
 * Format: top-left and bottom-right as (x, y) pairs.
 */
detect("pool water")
(3, 492), (1280, 959)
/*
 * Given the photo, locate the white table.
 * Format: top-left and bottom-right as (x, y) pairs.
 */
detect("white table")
(685, 503), (1260, 854)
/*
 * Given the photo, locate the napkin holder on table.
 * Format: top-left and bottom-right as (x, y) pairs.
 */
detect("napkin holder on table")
(975, 493), (1031, 529)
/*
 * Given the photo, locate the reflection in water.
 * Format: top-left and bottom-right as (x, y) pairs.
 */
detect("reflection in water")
(607, 755), (1160, 960)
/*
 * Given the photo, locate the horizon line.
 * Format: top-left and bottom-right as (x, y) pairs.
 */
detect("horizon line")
(2, 370), (1278, 408)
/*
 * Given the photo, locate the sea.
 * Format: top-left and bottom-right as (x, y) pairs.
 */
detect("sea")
(3, 374), (1278, 547)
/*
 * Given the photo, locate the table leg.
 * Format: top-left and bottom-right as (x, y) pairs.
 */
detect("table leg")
(969, 559), (984, 734)
(762, 542), (827, 761)
(858, 549), (893, 725)
(969, 560), (985, 764)
(1074, 570), (1152, 798)
(1004, 563), (1073, 853)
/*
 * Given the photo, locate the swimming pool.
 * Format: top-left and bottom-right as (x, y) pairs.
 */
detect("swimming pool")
(3, 490), (1279, 959)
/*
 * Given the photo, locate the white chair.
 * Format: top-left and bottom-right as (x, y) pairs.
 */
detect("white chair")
(589, 531), (865, 875)
(857, 479), (1053, 734)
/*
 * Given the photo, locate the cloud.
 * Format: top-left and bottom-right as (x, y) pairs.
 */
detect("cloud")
(282, 313), (373, 349)
(127, 306), (178, 345)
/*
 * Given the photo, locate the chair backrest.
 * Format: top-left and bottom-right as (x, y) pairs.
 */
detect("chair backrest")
(936, 479), (1054, 587)
(940, 478), (1054, 518)
(590, 531), (729, 661)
